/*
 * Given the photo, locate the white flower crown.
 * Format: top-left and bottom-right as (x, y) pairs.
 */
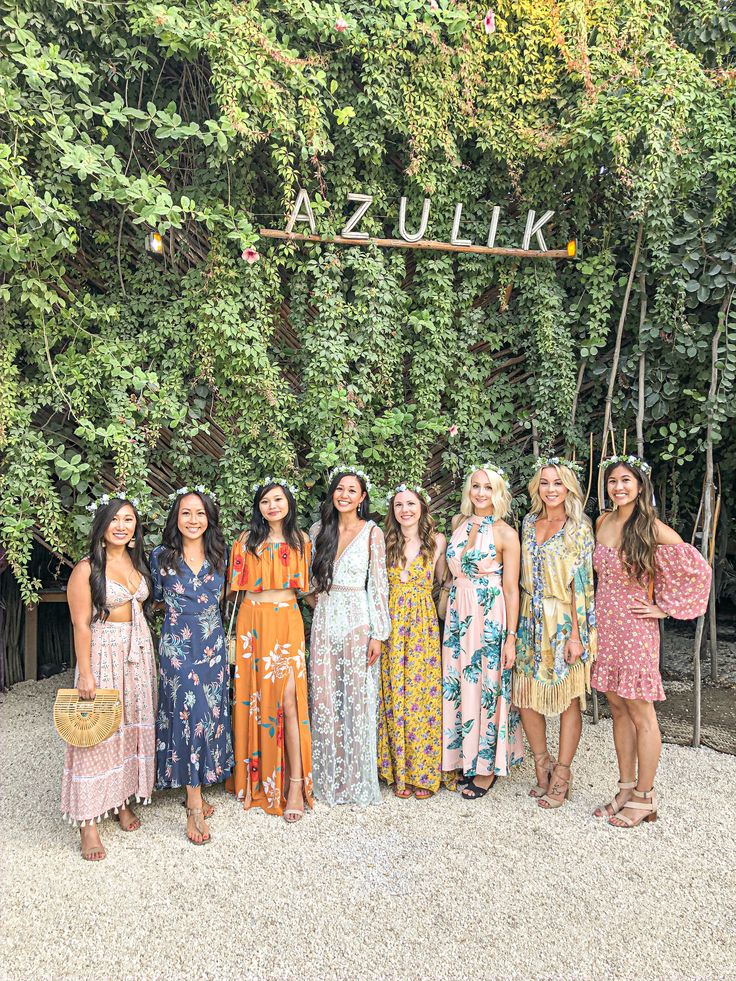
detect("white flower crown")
(168, 484), (217, 504)
(252, 477), (298, 497)
(601, 454), (652, 476)
(467, 462), (511, 492)
(535, 456), (584, 478)
(86, 492), (140, 514)
(328, 466), (373, 492)
(385, 483), (431, 506)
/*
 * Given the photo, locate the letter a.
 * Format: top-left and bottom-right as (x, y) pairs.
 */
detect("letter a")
(522, 210), (555, 251)
(285, 189), (316, 234)
(398, 196), (431, 243)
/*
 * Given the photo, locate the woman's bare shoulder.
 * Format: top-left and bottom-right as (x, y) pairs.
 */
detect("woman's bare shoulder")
(450, 513), (464, 531)
(655, 520), (683, 546)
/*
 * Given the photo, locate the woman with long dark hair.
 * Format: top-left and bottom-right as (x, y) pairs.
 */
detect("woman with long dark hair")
(62, 494), (157, 861)
(592, 457), (711, 827)
(377, 484), (446, 799)
(306, 467), (390, 806)
(150, 487), (233, 844)
(225, 479), (313, 822)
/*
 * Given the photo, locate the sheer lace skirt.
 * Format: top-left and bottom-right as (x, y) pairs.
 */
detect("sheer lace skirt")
(309, 591), (381, 806)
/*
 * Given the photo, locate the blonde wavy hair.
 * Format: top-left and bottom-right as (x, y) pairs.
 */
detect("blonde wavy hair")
(384, 491), (437, 569)
(460, 468), (512, 520)
(528, 463), (589, 546)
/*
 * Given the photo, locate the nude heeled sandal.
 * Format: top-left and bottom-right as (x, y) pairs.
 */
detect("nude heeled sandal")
(538, 763), (573, 810)
(185, 807), (211, 844)
(593, 779), (636, 818)
(529, 750), (556, 799)
(608, 788), (657, 828)
(284, 777), (305, 824)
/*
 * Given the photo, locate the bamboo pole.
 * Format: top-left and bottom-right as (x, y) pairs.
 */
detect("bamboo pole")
(692, 315), (722, 747)
(259, 228), (573, 260)
(636, 273), (647, 457)
(601, 224), (644, 448)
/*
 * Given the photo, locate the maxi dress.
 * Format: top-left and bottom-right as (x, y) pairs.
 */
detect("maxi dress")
(592, 542), (711, 702)
(225, 538), (313, 816)
(308, 520), (391, 806)
(441, 515), (524, 779)
(514, 514), (597, 715)
(150, 547), (233, 789)
(377, 555), (443, 794)
(61, 572), (157, 825)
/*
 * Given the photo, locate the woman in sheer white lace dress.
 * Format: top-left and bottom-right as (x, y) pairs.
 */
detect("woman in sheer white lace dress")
(306, 468), (391, 805)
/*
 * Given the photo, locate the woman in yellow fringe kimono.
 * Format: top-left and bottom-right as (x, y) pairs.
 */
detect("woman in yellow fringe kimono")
(225, 479), (313, 823)
(514, 458), (597, 810)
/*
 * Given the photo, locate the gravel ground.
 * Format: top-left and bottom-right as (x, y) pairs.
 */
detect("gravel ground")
(1, 673), (735, 981)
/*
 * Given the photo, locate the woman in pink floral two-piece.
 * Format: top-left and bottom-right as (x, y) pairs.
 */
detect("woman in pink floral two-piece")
(592, 457), (711, 828)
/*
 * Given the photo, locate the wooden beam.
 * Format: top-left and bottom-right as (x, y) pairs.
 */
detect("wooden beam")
(259, 228), (572, 260)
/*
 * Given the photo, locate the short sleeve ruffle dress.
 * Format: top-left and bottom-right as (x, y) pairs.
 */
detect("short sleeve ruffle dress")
(591, 542), (711, 702)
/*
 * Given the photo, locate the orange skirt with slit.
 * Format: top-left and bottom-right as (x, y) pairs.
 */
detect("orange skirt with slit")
(226, 599), (313, 815)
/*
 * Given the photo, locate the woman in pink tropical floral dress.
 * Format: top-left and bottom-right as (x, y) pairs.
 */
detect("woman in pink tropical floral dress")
(442, 465), (525, 799)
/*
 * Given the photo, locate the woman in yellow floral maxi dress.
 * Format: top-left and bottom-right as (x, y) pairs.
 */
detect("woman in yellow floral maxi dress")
(378, 485), (447, 799)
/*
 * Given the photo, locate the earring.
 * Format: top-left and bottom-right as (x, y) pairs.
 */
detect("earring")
(102, 541), (107, 548)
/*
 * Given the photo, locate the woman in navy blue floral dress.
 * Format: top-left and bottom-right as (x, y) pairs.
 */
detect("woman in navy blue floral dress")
(151, 487), (233, 844)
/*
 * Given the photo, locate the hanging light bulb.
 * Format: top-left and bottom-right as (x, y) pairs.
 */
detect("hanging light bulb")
(145, 230), (164, 255)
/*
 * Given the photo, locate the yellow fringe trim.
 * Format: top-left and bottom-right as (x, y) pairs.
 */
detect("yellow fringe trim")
(513, 660), (593, 716)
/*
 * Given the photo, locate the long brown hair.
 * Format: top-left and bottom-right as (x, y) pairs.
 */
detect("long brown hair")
(605, 462), (658, 584)
(384, 492), (437, 570)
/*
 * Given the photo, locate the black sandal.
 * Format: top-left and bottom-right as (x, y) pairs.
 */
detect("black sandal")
(461, 776), (497, 799)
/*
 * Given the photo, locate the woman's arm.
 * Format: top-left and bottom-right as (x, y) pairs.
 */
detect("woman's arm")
(67, 561), (96, 699)
(497, 523), (520, 670)
(433, 533), (448, 584)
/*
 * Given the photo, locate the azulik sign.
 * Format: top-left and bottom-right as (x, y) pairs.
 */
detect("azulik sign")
(260, 189), (577, 260)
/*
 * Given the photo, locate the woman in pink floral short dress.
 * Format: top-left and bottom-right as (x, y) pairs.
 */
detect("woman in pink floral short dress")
(592, 457), (711, 828)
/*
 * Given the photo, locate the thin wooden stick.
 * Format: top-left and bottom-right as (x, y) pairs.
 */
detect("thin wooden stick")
(259, 228), (572, 260)
(636, 273), (647, 456)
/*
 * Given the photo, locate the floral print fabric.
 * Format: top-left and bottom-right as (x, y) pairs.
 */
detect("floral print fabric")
(61, 575), (157, 824)
(514, 514), (597, 715)
(225, 539), (313, 816)
(308, 521), (391, 806)
(150, 546), (233, 789)
(441, 516), (524, 778)
(592, 542), (711, 702)
(378, 555), (442, 794)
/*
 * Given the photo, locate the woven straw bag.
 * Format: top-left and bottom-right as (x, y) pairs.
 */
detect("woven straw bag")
(53, 688), (122, 748)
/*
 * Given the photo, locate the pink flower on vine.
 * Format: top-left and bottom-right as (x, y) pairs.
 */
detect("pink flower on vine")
(335, 17), (347, 32)
(429, 0), (439, 9)
(241, 247), (260, 264)
(448, 424), (459, 437)
(484, 8), (496, 33)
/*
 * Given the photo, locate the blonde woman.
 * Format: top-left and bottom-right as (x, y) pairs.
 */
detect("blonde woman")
(441, 465), (524, 799)
(378, 484), (447, 799)
(514, 458), (597, 810)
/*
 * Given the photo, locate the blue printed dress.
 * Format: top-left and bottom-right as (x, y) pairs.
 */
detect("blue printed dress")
(150, 546), (234, 789)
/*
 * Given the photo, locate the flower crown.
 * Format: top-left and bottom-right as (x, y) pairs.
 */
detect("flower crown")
(601, 454), (652, 476)
(86, 491), (140, 514)
(385, 483), (431, 507)
(535, 456), (584, 478)
(252, 477), (298, 497)
(168, 484), (217, 504)
(467, 462), (511, 492)
(328, 466), (373, 492)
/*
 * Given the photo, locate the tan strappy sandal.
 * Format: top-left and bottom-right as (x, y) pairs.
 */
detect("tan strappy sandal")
(185, 806), (211, 844)
(593, 779), (636, 818)
(608, 788), (657, 828)
(529, 750), (555, 799)
(284, 777), (305, 824)
(538, 763), (573, 810)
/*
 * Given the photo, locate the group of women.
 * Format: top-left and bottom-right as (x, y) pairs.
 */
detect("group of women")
(60, 455), (712, 860)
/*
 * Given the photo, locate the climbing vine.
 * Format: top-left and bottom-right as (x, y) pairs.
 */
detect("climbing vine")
(1, 0), (735, 600)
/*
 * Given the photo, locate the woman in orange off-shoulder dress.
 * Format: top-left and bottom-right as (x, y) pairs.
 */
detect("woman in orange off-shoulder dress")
(225, 479), (313, 822)
(592, 456), (711, 829)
